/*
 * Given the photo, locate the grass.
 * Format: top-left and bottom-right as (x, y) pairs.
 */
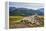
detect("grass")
(9, 16), (44, 28)
(9, 16), (24, 21)
(9, 16), (24, 28)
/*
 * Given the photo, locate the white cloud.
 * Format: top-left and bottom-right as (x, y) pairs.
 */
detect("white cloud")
(9, 2), (44, 10)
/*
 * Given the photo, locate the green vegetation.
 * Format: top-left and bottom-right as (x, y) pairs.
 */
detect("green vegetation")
(9, 16), (24, 28)
(9, 16), (23, 21)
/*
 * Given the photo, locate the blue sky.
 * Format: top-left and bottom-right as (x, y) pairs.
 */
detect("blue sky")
(9, 2), (44, 10)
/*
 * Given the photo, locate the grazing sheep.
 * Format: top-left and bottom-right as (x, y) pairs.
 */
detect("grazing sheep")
(20, 13), (41, 25)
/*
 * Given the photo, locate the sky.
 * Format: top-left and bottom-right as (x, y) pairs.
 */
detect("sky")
(9, 2), (44, 10)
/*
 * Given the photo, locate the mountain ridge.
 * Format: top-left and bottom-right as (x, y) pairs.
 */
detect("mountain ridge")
(9, 7), (44, 16)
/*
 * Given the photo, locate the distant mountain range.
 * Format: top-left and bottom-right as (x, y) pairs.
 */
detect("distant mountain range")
(9, 7), (44, 16)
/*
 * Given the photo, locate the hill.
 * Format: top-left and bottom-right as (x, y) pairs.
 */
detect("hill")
(9, 7), (44, 16)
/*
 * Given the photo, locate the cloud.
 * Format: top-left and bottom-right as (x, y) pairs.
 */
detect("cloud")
(9, 2), (44, 10)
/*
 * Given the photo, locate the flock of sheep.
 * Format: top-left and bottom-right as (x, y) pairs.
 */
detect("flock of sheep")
(20, 15), (41, 25)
